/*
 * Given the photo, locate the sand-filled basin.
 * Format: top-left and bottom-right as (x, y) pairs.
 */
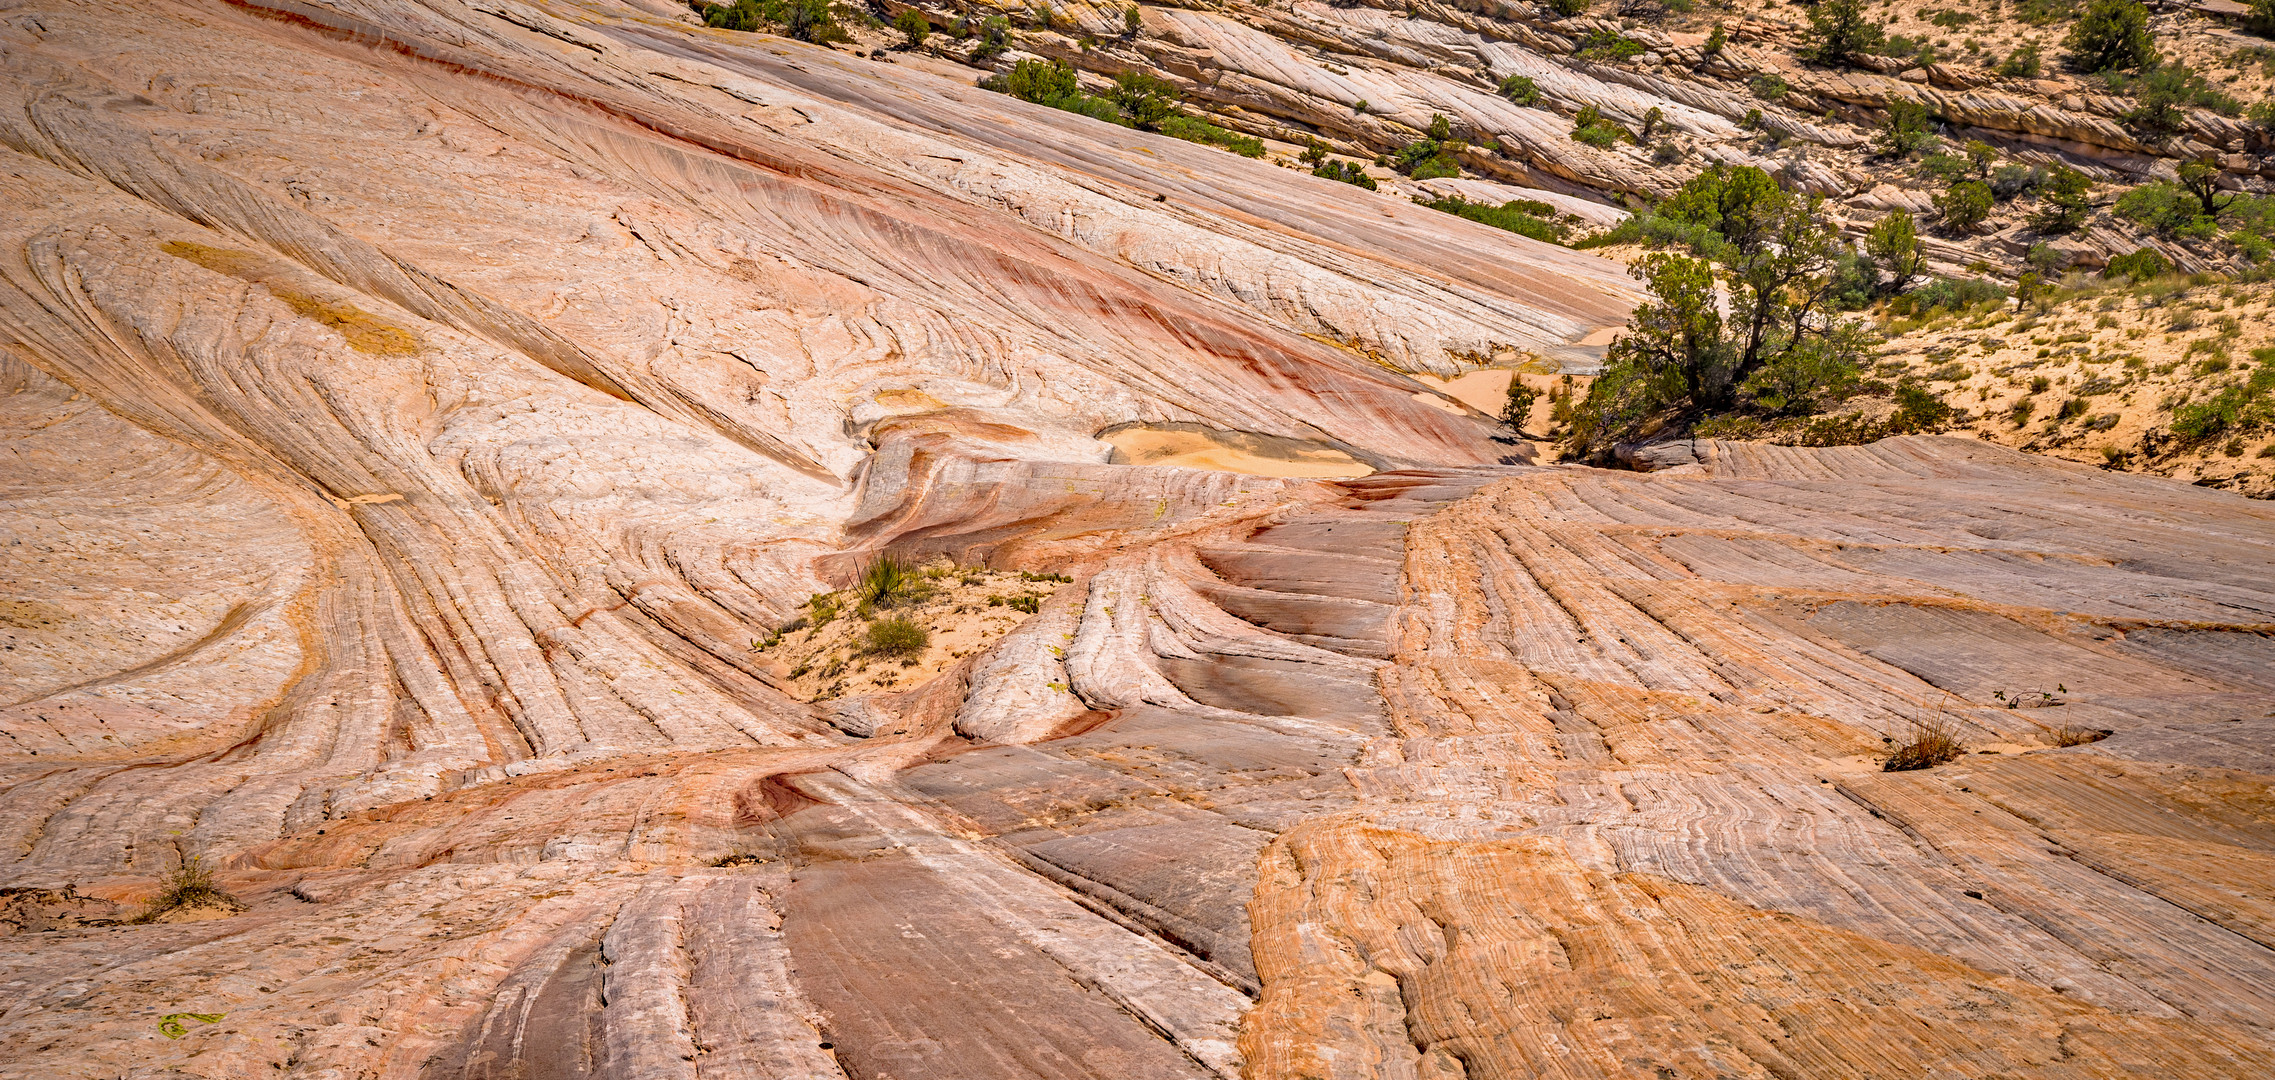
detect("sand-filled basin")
(1099, 423), (1374, 479)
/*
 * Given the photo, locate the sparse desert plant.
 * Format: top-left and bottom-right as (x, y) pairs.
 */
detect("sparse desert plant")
(863, 616), (930, 658)
(2105, 247), (2171, 282)
(1875, 100), (1938, 159)
(1498, 74), (1541, 105)
(1883, 717), (1966, 771)
(1801, 0), (1884, 69)
(1936, 180), (1993, 231)
(1500, 378), (1538, 430)
(133, 858), (241, 923)
(2053, 724), (2112, 746)
(854, 554), (933, 609)
(2064, 0), (2154, 75)
(1314, 159), (1377, 189)
(894, 7), (929, 47)
(1569, 104), (1629, 147)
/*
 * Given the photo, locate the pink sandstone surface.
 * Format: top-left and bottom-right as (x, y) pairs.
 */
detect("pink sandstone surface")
(1, 2), (2273, 1078)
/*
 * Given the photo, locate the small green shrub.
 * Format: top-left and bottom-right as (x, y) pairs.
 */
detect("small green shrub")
(894, 7), (930, 46)
(1314, 160), (1377, 189)
(2064, 0), (2154, 74)
(1501, 379), (1539, 429)
(2030, 165), (2093, 233)
(1569, 104), (1629, 147)
(702, 0), (851, 41)
(864, 617), (930, 658)
(1876, 100), (1938, 158)
(2169, 364), (2275, 441)
(1579, 29), (1644, 62)
(2117, 63), (2243, 135)
(2105, 247), (2172, 282)
(1802, 0), (1884, 68)
(1499, 74), (1540, 106)
(1997, 42), (2043, 77)
(1748, 73), (1789, 102)
(1935, 180), (1994, 231)
(1421, 195), (1573, 244)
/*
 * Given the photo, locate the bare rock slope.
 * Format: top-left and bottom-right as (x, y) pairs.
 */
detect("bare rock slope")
(2, 2), (2274, 1078)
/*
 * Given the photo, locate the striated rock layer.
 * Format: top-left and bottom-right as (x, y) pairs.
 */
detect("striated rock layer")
(2, 1), (2274, 1078)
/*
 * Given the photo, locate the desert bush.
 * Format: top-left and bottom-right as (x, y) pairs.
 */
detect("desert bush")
(1802, 0), (1883, 68)
(854, 554), (935, 609)
(1569, 104), (1629, 147)
(1936, 180), (1994, 231)
(2114, 181), (2219, 239)
(1498, 74), (1540, 105)
(2064, 0), (2154, 74)
(894, 7), (930, 46)
(1991, 164), (2044, 201)
(2030, 165), (2093, 233)
(982, 63), (1263, 157)
(1876, 100), (1938, 158)
(134, 858), (240, 923)
(2170, 364), (2275, 441)
(1313, 160), (1377, 189)
(1867, 209), (1926, 295)
(1997, 42), (2043, 77)
(1500, 379), (1539, 429)
(2118, 64), (2243, 135)
(2105, 247), (2172, 282)
(1421, 195), (1573, 244)
(1392, 117), (1465, 178)
(863, 617), (930, 658)
(1565, 166), (1870, 455)
(1580, 29), (1645, 62)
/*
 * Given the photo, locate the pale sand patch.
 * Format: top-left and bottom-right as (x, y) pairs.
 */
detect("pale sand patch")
(1100, 425), (1373, 479)
(759, 566), (1070, 701)
(1414, 370), (1516, 415)
(1578, 325), (1624, 347)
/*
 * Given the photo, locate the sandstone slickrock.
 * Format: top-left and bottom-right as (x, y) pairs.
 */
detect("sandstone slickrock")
(2, 1), (2274, 1078)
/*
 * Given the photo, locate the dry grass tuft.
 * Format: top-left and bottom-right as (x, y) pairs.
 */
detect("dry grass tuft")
(2052, 725), (2112, 747)
(131, 858), (242, 923)
(1883, 718), (1966, 772)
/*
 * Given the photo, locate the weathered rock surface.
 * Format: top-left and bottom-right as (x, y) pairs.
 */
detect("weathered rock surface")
(2, 1), (2274, 1078)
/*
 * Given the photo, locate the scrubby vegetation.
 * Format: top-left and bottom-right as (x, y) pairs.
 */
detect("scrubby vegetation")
(133, 859), (241, 923)
(982, 60), (1263, 157)
(1419, 195), (1579, 244)
(1312, 159), (1377, 189)
(698, 0), (848, 43)
(864, 616), (931, 659)
(1388, 114), (1465, 179)
(1566, 165), (1968, 457)
(1568, 103), (1630, 148)
(765, 560), (1069, 700)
